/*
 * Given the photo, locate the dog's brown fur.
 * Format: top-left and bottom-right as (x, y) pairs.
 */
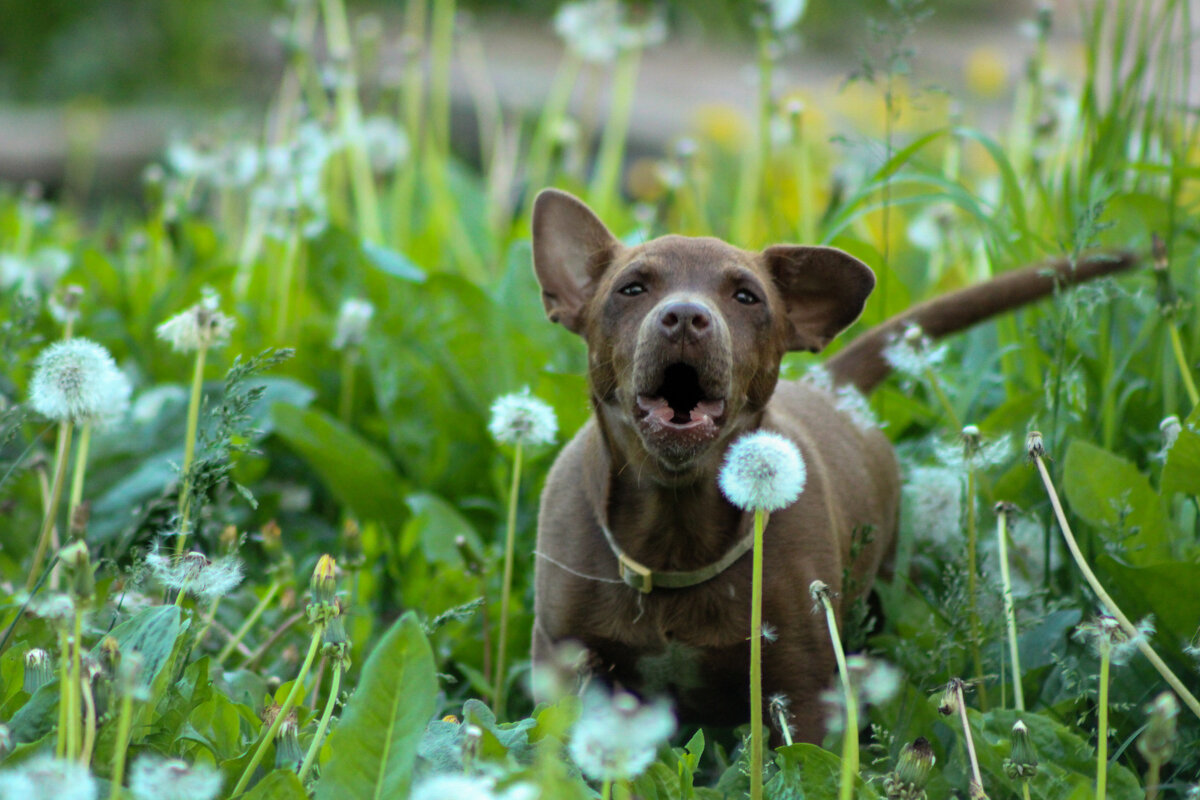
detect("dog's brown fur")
(529, 188), (1134, 743)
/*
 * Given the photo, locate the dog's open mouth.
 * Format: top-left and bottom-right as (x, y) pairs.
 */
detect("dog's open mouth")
(635, 363), (726, 435)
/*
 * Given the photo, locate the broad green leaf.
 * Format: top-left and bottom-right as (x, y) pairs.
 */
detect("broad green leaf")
(1095, 555), (1200, 649)
(243, 769), (308, 800)
(316, 612), (437, 800)
(1062, 440), (1170, 564)
(363, 242), (427, 283)
(272, 403), (407, 530)
(767, 743), (881, 800)
(403, 492), (483, 568)
(8, 682), (58, 745)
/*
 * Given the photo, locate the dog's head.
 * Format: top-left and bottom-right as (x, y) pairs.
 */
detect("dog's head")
(532, 189), (874, 480)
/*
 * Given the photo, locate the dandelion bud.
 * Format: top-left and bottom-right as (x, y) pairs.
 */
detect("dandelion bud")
(1137, 692), (1178, 765)
(311, 555), (338, 604)
(99, 635), (121, 675)
(23, 649), (54, 694)
(462, 723), (483, 767)
(454, 534), (484, 576)
(275, 713), (303, 770)
(884, 737), (935, 800)
(718, 431), (807, 512)
(331, 298), (375, 350)
(1025, 430), (1045, 461)
(961, 424), (981, 458)
(340, 518), (365, 570)
(1003, 720), (1038, 780)
(59, 539), (93, 601)
(936, 679), (964, 716)
(1152, 232), (1168, 272)
(69, 501), (90, 537)
(260, 520), (286, 562)
(117, 651), (144, 699)
(488, 389), (558, 447)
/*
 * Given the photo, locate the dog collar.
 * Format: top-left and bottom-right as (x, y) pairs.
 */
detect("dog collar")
(598, 519), (759, 594)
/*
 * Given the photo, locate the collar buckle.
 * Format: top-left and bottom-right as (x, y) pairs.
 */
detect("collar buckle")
(618, 553), (654, 593)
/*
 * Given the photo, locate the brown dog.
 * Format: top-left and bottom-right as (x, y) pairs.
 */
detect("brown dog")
(529, 187), (1134, 743)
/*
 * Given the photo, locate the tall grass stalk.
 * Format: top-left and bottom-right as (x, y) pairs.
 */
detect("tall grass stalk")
(28, 421), (73, 591)
(732, 22), (774, 244)
(1028, 432), (1200, 721)
(588, 48), (642, 221)
(492, 442), (523, 715)
(1094, 634), (1111, 800)
(174, 343), (207, 555)
(66, 421), (93, 533)
(994, 503), (1025, 710)
(525, 54), (584, 199)
(812, 580), (856, 800)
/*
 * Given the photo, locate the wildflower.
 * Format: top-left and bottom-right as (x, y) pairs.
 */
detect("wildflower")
(718, 431), (806, 512)
(488, 389), (558, 447)
(29, 338), (127, 425)
(311, 554), (339, 605)
(568, 686), (676, 782)
(882, 324), (948, 381)
(1074, 614), (1154, 665)
(360, 116), (410, 174)
(964, 47), (1009, 98)
(902, 465), (962, 548)
(0, 755), (97, 800)
(23, 648), (54, 694)
(554, 0), (667, 64)
(1137, 692), (1178, 765)
(128, 755), (222, 800)
(1003, 720), (1038, 780)
(145, 546), (244, 601)
(332, 298), (375, 350)
(883, 737), (935, 800)
(155, 290), (235, 352)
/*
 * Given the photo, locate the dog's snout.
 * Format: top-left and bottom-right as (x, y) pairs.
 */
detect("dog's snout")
(658, 301), (712, 342)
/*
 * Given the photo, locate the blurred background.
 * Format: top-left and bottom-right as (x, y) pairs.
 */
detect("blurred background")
(0, 0), (1069, 204)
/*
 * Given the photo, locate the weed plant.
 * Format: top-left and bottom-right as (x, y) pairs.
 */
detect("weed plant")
(0, 0), (1199, 797)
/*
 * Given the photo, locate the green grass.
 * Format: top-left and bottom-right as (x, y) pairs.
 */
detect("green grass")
(1, 0), (1199, 797)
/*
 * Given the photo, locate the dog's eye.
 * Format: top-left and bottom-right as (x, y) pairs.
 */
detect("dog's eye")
(618, 282), (647, 297)
(734, 288), (760, 305)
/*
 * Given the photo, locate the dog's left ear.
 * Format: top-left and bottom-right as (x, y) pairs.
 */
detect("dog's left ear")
(763, 245), (876, 352)
(532, 189), (621, 335)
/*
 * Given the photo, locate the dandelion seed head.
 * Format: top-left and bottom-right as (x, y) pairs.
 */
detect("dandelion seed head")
(29, 338), (127, 425)
(332, 298), (375, 350)
(28, 592), (75, 623)
(801, 366), (878, 431)
(934, 429), (1012, 471)
(0, 755), (97, 800)
(411, 774), (497, 800)
(155, 290), (235, 353)
(1074, 614), (1153, 665)
(488, 389), (558, 447)
(718, 431), (806, 512)
(128, 755), (221, 800)
(568, 686), (675, 781)
(554, 0), (666, 64)
(144, 545), (243, 600)
(882, 323), (948, 380)
(847, 655), (901, 705)
(903, 465), (963, 548)
(764, 0), (808, 31)
(361, 117), (410, 174)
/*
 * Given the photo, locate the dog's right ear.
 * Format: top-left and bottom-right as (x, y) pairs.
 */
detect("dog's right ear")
(532, 189), (620, 335)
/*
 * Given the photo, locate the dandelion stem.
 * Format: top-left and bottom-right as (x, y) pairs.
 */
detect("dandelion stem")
(1033, 452), (1200, 721)
(493, 442), (523, 716)
(28, 421), (73, 592)
(600, 779), (612, 800)
(69, 605), (83, 759)
(1096, 638), (1110, 800)
(217, 579), (282, 666)
(1167, 323), (1199, 407)
(996, 508), (1025, 710)
(953, 681), (985, 798)
(56, 626), (70, 758)
(176, 343), (208, 556)
(80, 670), (96, 765)
(749, 508), (767, 800)
(817, 584), (857, 800)
(588, 48), (641, 221)
(232, 623), (324, 797)
(924, 366), (963, 431)
(298, 658), (343, 782)
(66, 422), (93, 533)
(109, 687), (134, 800)
(965, 466), (987, 710)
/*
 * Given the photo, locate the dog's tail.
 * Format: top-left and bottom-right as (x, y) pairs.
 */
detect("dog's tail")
(825, 252), (1139, 394)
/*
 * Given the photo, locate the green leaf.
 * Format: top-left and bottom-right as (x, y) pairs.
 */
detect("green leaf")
(403, 492), (483, 568)
(8, 682), (58, 745)
(363, 242), (427, 283)
(767, 743), (881, 800)
(315, 612), (437, 800)
(272, 404), (407, 530)
(242, 769), (309, 800)
(1062, 440), (1171, 564)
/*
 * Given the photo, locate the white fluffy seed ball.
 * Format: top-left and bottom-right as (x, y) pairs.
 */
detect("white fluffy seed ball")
(718, 430), (807, 512)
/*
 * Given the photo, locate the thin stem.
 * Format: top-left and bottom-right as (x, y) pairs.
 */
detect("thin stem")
(218, 580), (282, 666)
(176, 344), (208, 556)
(923, 367), (963, 431)
(231, 624), (325, 797)
(297, 659), (343, 782)
(1034, 453), (1200, 721)
(1021, 782), (1032, 800)
(965, 466), (987, 710)
(818, 589), (857, 800)
(28, 421), (74, 591)
(493, 443), (523, 715)
(996, 510), (1025, 710)
(601, 779), (612, 800)
(749, 509), (766, 800)
(525, 54), (583, 196)
(67, 422), (93, 533)
(57, 626), (70, 758)
(1096, 640), (1110, 800)
(80, 671), (96, 764)
(955, 682), (985, 797)
(338, 347), (358, 423)
(1167, 323), (1199, 407)
(109, 689), (134, 800)
(194, 595), (222, 650)
(588, 48), (641, 221)
(69, 607), (83, 759)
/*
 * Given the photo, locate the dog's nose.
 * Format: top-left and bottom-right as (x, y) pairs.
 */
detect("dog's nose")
(658, 301), (712, 342)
